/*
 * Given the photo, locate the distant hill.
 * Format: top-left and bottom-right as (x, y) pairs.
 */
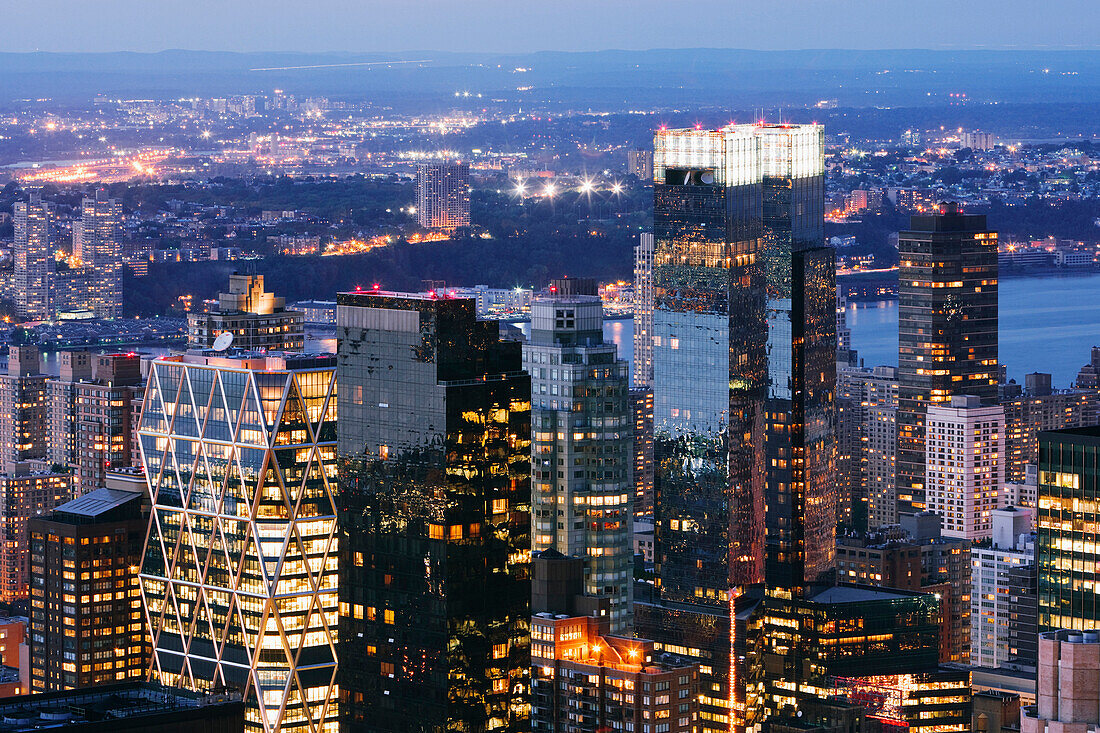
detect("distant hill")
(3, 48), (1100, 108)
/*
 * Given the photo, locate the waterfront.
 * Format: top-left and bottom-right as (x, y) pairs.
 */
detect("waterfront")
(847, 273), (1100, 387)
(521, 274), (1100, 389)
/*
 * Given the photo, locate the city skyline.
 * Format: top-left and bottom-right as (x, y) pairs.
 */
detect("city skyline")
(2, 6), (1100, 731)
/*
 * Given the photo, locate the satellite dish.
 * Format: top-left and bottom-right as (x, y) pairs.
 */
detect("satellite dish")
(212, 332), (234, 352)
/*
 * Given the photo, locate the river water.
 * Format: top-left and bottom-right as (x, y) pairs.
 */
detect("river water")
(847, 273), (1100, 388)
(529, 274), (1100, 390)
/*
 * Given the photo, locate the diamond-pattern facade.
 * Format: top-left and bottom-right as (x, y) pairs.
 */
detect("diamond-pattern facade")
(138, 353), (339, 733)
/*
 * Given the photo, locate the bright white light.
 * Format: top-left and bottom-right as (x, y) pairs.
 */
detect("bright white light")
(611, 183), (623, 194)
(579, 179), (594, 193)
(201, 130), (212, 139)
(543, 183), (557, 197)
(514, 182), (527, 196)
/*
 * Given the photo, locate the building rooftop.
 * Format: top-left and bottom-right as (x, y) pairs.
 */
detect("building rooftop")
(1040, 425), (1100, 443)
(157, 351), (336, 371)
(52, 488), (142, 520)
(0, 682), (243, 732)
(811, 584), (932, 604)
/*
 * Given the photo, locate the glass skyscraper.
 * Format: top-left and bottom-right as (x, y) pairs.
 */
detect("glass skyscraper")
(1037, 426), (1100, 632)
(896, 204), (998, 516)
(336, 292), (531, 733)
(641, 123), (832, 733)
(138, 351), (339, 733)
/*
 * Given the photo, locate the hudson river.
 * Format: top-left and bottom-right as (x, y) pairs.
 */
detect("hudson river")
(846, 273), (1100, 388)
(590, 273), (1100, 390)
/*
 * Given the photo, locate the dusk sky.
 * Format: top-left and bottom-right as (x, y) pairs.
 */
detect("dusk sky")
(3, 0), (1099, 54)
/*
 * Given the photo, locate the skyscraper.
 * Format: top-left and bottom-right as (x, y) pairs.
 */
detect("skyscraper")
(336, 292), (530, 733)
(633, 232), (655, 389)
(756, 123), (836, 597)
(80, 189), (124, 319)
(13, 192), (52, 323)
(1037, 426), (1100, 633)
(897, 204), (998, 516)
(524, 295), (633, 632)
(29, 488), (149, 691)
(642, 122), (832, 733)
(415, 161), (471, 230)
(0, 346), (48, 471)
(138, 351), (339, 733)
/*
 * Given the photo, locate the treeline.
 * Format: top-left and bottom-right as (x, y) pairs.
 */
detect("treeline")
(124, 228), (638, 316)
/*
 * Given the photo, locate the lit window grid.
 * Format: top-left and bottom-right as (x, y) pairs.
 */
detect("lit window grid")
(138, 359), (338, 733)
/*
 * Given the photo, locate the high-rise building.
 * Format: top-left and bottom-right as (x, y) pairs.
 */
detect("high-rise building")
(524, 295), (632, 632)
(28, 488), (148, 691)
(627, 149), (655, 181)
(1002, 387), (1100, 485)
(961, 131), (996, 151)
(837, 365), (898, 529)
(336, 292), (530, 733)
(901, 129), (923, 147)
(187, 273), (305, 352)
(0, 463), (72, 603)
(80, 189), (124, 319)
(13, 192), (53, 322)
(925, 395), (1006, 540)
(1037, 426), (1100, 633)
(0, 346), (48, 471)
(633, 232), (655, 389)
(971, 507), (1035, 669)
(1022, 630), (1100, 733)
(47, 353), (144, 495)
(644, 122), (832, 733)
(755, 123), (836, 599)
(631, 387), (655, 518)
(138, 351), (339, 733)
(645, 124), (768, 733)
(415, 161), (471, 230)
(46, 351), (93, 470)
(897, 204), (998, 516)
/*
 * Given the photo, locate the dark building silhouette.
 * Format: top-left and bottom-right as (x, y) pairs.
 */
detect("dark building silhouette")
(897, 204), (998, 516)
(1037, 426), (1100, 632)
(336, 292), (531, 733)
